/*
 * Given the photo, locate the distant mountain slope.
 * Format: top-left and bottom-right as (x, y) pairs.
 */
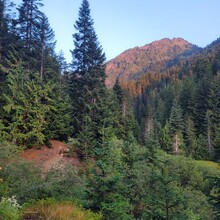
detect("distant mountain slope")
(106, 38), (201, 89)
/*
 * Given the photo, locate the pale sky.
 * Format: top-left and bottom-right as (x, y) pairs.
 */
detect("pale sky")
(13, 0), (220, 63)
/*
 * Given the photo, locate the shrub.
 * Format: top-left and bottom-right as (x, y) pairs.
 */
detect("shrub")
(0, 196), (21, 220)
(22, 198), (102, 220)
(2, 160), (43, 203)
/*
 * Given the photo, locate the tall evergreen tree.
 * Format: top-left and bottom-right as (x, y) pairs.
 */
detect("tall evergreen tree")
(71, 0), (105, 75)
(0, 0), (15, 79)
(169, 99), (185, 154)
(207, 73), (220, 159)
(185, 116), (197, 156)
(70, 0), (110, 157)
(70, 2), (131, 218)
(169, 99), (184, 135)
(16, 0), (44, 74)
(1, 50), (70, 147)
(192, 75), (211, 136)
(160, 119), (172, 152)
(37, 13), (56, 81)
(17, 0), (43, 49)
(0, 0), (7, 62)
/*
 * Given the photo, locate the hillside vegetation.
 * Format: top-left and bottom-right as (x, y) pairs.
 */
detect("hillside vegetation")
(0, 0), (220, 219)
(106, 37), (201, 95)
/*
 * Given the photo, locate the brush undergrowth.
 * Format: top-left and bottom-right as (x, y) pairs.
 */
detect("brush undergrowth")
(21, 198), (102, 220)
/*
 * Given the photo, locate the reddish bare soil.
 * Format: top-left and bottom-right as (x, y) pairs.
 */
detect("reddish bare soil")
(21, 140), (83, 172)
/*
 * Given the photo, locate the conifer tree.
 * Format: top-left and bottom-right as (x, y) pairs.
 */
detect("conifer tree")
(0, 0), (15, 81)
(1, 51), (68, 147)
(169, 100), (184, 135)
(37, 13), (57, 81)
(208, 74), (220, 159)
(192, 75), (211, 135)
(71, 0), (105, 75)
(17, 0), (43, 49)
(70, 2), (132, 218)
(16, 0), (44, 75)
(185, 116), (197, 156)
(70, 0), (111, 157)
(0, 0), (7, 62)
(169, 99), (185, 154)
(160, 119), (172, 152)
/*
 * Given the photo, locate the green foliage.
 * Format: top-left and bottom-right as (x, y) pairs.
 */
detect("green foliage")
(169, 99), (184, 135)
(2, 160), (43, 203)
(0, 119), (8, 142)
(160, 119), (172, 152)
(1, 1), (220, 219)
(0, 141), (22, 163)
(44, 85), (72, 142)
(194, 134), (210, 160)
(144, 160), (185, 219)
(208, 73), (220, 159)
(123, 150), (218, 219)
(69, 0), (120, 160)
(0, 141), (22, 197)
(22, 198), (102, 220)
(42, 164), (85, 201)
(85, 138), (132, 219)
(1, 52), (70, 147)
(4, 69), (52, 146)
(185, 116), (197, 156)
(71, 0), (105, 75)
(2, 159), (85, 204)
(179, 77), (195, 115)
(210, 176), (220, 219)
(0, 196), (21, 220)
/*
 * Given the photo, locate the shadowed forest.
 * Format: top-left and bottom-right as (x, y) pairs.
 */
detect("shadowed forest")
(0, 0), (220, 219)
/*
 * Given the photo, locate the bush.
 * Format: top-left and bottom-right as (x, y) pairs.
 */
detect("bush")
(42, 164), (85, 201)
(22, 198), (102, 220)
(0, 142), (22, 163)
(0, 196), (21, 220)
(2, 160), (43, 203)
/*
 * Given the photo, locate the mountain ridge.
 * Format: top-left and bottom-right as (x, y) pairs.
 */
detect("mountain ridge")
(105, 38), (201, 89)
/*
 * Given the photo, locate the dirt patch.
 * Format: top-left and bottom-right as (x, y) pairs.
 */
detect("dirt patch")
(21, 140), (83, 172)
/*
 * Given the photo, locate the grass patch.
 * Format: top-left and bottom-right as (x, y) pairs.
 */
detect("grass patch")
(22, 199), (102, 220)
(196, 160), (220, 171)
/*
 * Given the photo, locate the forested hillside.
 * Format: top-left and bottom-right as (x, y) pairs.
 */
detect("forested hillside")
(106, 37), (201, 91)
(0, 0), (220, 219)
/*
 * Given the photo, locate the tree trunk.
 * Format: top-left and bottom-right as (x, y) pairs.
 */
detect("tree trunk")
(173, 133), (179, 154)
(122, 98), (126, 118)
(144, 116), (153, 141)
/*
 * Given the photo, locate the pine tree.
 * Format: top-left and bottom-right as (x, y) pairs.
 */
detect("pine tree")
(211, 176), (220, 219)
(169, 100), (184, 134)
(185, 116), (197, 156)
(208, 73), (220, 159)
(160, 119), (172, 152)
(37, 13), (56, 81)
(192, 75), (211, 135)
(1, 52), (67, 147)
(71, 0), (105, 75)
(70, 0), (111, 157)
(169, 99), (185, 154)
(16, 0), (44, 75)
(0, 0), (16, 81)
(179, 77), (195, 115)
(0, 0), (7, 62)
(70, 1), (132, 218)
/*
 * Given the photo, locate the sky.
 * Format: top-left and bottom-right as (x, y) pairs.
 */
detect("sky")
(13, 0), (220, 63)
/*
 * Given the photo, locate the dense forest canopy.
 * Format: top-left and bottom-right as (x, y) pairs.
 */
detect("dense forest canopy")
(0, 0), (220, 219)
